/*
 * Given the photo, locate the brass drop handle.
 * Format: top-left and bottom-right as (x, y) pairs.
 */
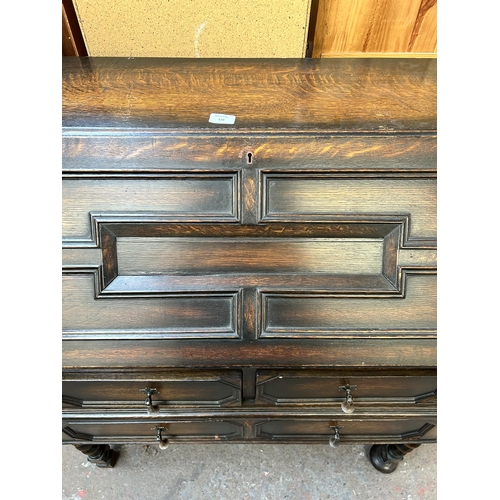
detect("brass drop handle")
(339, 384), (357, 414)
(329, 425), (343, 448)
(153, 426), (169, 450)
(140, 387), (160, 415)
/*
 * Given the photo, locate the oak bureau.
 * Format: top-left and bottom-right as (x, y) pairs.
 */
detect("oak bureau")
(62, 57), (437, 473)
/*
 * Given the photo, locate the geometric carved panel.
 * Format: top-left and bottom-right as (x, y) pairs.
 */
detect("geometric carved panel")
(63, 169), (436, 342)
(62, 173), (239, 245)
(95, 219), (412, 294)
(63, 214), (436, 341)
(62, 274), (238, 340)
(261, 273), (436, 338)
(262, 172), (436, 247)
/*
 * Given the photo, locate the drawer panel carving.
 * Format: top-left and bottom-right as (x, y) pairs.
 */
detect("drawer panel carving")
(63, 419), (244, 443)
(63, 371), (242, 408)
(262, 173), (436, 245)
(255, 419), (435, 443)
(256, 370), (436, 406)
(62, 274), (238, 339)
(262, 273), (436, 338)
(62, 174), (239, 243)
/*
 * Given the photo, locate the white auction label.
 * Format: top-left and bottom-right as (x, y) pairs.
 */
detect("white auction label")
(209, 113), (236, 125)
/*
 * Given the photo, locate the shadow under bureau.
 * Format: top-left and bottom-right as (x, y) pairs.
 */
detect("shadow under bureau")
(62, 57), (437, 473)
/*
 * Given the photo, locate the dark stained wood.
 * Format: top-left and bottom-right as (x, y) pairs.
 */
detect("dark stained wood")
(62, 58), (437, 465)
(63, 412), (436, 445)
(255, 419), (435, 441)
(63, 406), (437, 420)
(73, 443), (118, 468)
(62, 58), (436, 131)
(255, 370), (436, 406)
(63, 420), (244, 443)
(62, 135), (437, 172)
(63, 370), (242, 408)
(62, 1), (87, 57)
(62, 273), (238, 339)
(62, 339), (437, 369)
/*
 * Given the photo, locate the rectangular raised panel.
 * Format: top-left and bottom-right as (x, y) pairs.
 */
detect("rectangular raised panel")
(263, 175), (436, 244)
(62, 274), (238, 339)
(255, 419), (434, 442)
(62, 420), (243, 443)
(262, 274), (436, 338)
(62, 175), (238, 243)
(63, 371), (242, 407)
(256, 371), (436, 405)
(97, 222), (402, 294)
(117, 237), (384, 275)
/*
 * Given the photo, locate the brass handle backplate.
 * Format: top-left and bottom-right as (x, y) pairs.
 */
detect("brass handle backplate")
(139, 387), (160, 415)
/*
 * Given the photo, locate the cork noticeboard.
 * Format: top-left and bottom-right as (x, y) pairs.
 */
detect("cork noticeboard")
(72, 0), (312, 57)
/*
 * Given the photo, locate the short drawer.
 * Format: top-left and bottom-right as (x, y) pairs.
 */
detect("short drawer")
(63, 418), (243, 444)
(255, 418), (436, 444)
(255, 370), (436, 410)
(62, 371), (242, 409)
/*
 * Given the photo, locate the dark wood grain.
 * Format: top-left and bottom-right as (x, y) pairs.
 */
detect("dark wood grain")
(62, 58), (436, 131)
(62, 339), (437, 369)
(62, 135), (436, 172)
(62, 58), (437, 456)
(63, 370), (242, 408)
(62, 413), (435, 445)
(255, 370), (436, 405)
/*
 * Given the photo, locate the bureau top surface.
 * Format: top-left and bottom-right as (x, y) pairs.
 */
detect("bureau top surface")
(62, 58), (436, 133)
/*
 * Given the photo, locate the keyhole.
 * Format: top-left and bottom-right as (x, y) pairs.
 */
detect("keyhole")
(247, 152), (253, 164)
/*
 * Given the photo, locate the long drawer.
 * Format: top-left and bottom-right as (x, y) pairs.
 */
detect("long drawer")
(255, 418), (436, 444)
(63, 419), (244, 443)
(62, 414), (436, 445)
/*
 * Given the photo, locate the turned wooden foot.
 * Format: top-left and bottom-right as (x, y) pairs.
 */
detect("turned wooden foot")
(369, 443), (421, 473)
(73, 443), (119, 468)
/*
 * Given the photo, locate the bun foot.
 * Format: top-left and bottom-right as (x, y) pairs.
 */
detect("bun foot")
(369, 443), (421, 474)
(73, 443), (119, 468)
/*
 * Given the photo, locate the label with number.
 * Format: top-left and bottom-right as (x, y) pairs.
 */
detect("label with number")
(209, 113), (236, 125)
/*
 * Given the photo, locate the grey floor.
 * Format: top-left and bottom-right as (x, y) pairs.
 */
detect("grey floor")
(62, 442), (437, 499)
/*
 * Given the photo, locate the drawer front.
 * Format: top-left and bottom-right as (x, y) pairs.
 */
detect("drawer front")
(62, 419), (244, 444)
(63, 371), (242, 408)
(254, 418), (436, 444)
(256, 370), (436, 407)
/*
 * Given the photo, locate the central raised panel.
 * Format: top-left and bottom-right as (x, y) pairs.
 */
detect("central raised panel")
(117, 237), (384, 275)
(99, 222), (403, 293)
